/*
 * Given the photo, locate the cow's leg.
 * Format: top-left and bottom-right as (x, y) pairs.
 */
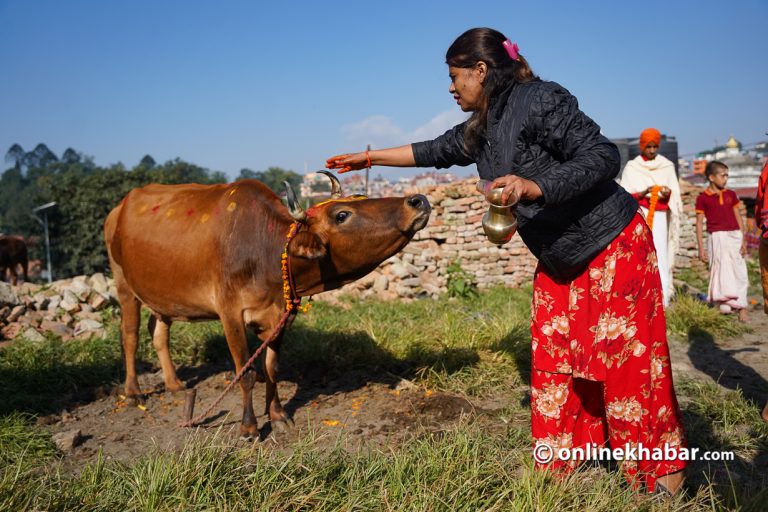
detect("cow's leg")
(9, 266), (18, 286)
(221, 314), (259, 438)
(117, 284), (143, 403)
(148, 316), (184, 392)
(263, 329), (293, 430)
(20, 253), (28, 283)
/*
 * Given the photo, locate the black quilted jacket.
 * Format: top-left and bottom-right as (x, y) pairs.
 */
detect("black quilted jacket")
(412, 79), (637, 282)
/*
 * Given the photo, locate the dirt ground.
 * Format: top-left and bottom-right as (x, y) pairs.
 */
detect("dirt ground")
(43, 298), (768, 473)
(43, 364), (501, 468)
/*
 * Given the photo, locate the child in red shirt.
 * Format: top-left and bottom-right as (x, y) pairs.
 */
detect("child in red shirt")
(695, 161), (748, 322)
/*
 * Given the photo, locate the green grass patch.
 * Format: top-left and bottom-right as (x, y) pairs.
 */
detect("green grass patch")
(0, 423), (722, 511)
(287, 286), (532, 395)
(0, 334), (124, 415)
(675, 267), (709, 293)
(747, 258), (762, 298)
(666, 294), (750, 339)
(0, 412), (57, 465)
(677, 377), (768, 453)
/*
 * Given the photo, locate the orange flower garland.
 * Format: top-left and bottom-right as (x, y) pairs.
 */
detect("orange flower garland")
(646, 185), (662, 230)
(282, 222), (312, 313)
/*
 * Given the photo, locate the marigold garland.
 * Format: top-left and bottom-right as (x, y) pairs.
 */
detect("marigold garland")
(282, 222), (312, 313)
(646, 185), (662, 230)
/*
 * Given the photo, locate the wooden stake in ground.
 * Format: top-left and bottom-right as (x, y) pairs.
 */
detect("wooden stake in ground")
(183, 389), (197, 423)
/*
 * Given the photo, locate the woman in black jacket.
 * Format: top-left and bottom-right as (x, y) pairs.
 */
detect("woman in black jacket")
(326, 27), (686, 495)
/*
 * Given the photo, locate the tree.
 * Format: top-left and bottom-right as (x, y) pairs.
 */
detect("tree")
(237, 168), (258, 180)
(4, 143), (58, 173)
(237, 167), (302, 195)
(139, 154), (156, 169)
(5, 143), (25, 171)
(27, 143), (58, 169)
(146, 158), (223, 184)
(0, 144), (232, 277)
(61, 148), (81, 164)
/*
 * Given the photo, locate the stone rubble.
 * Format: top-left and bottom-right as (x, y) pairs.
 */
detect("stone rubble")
(0, 273), (115, 341)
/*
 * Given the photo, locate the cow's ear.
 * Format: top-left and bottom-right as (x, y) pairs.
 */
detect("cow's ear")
(288, 231), (327, 259)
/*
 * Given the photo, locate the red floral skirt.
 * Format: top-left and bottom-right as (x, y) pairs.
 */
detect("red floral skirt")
(530, 212), (687, 491)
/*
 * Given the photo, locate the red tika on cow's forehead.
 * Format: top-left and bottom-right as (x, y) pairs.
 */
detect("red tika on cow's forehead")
(306, 195), (368, 217)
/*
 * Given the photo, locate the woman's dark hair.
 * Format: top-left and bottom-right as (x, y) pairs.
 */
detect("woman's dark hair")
(446, 27), (537, 154)
(705, 160), (728, 178)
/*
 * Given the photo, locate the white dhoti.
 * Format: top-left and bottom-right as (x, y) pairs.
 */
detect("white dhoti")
(641, 208), (673, 307)
(707, 230), (748, 310)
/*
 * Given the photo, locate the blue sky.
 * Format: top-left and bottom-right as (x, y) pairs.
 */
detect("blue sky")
(1, 0), (766, 180)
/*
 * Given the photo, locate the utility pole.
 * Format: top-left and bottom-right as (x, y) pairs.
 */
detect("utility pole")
(365, 144), (370, 196)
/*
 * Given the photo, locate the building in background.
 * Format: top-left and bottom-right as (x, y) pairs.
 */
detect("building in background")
(612, 134), (679, 180)
(300, 170), (460, 200)
(688, 136), (764, 190)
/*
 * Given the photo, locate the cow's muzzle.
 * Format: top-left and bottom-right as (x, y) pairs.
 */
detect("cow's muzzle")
(405, 194), (431, 232)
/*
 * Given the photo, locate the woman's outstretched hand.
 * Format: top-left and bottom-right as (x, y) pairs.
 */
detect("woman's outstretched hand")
(491, 174), (543, 205)
(326, 152), (368, 173)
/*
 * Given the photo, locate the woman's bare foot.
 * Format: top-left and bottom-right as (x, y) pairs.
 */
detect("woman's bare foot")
(656, 470), (685, 495)
(738, 308), (748, 323)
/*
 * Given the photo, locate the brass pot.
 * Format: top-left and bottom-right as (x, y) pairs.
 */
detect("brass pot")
(480, 186), (518, 246)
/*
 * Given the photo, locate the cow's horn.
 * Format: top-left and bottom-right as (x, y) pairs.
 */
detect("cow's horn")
(318, 170), (343, 199)
(283, 181), (307, 222)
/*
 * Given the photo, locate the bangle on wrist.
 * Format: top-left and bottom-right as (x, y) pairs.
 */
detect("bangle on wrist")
(365, 149), (372, 168)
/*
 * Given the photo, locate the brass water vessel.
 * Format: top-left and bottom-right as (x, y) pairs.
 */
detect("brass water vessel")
(476, 181), (518, 246)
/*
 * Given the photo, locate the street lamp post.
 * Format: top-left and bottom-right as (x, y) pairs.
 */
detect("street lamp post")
(365, 144), (371, 196)
(32, 201), (57, 284)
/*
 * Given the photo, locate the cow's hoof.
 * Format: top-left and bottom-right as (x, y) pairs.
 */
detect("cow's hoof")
(126, 394), (146, 406)
(239, 423), (259, 439)
(270, 416), (294, 433)
(165, 380), (186, 393)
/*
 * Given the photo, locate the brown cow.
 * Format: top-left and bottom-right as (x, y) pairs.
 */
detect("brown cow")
(0, 235), (28, 285)
(104, 173), (430, 437)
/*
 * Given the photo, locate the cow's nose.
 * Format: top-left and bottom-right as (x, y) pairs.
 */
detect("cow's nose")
(406, 194), (429, 211)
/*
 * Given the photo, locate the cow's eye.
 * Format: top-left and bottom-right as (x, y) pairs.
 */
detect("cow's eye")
(335, 211), (351, 224)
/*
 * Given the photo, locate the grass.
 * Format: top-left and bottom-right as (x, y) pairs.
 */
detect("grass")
(666, 294), (751, 339)
(674, 377), (768, 510)
(1, 283), (767, 510)
(0, 420), (718, 511)
(746, 258), (763, 298)
(286, 287), (532, 396)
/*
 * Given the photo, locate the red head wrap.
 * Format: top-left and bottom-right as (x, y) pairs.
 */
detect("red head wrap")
(639, 128), (661, 151)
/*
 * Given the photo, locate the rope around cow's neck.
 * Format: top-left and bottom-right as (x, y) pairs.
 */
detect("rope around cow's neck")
(179, 222), (308, 428)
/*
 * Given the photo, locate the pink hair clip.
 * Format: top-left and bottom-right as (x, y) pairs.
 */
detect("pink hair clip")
(502, 39), (519, 61)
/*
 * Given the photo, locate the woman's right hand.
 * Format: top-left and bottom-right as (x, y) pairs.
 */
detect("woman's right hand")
(326, 152), (368, 173)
